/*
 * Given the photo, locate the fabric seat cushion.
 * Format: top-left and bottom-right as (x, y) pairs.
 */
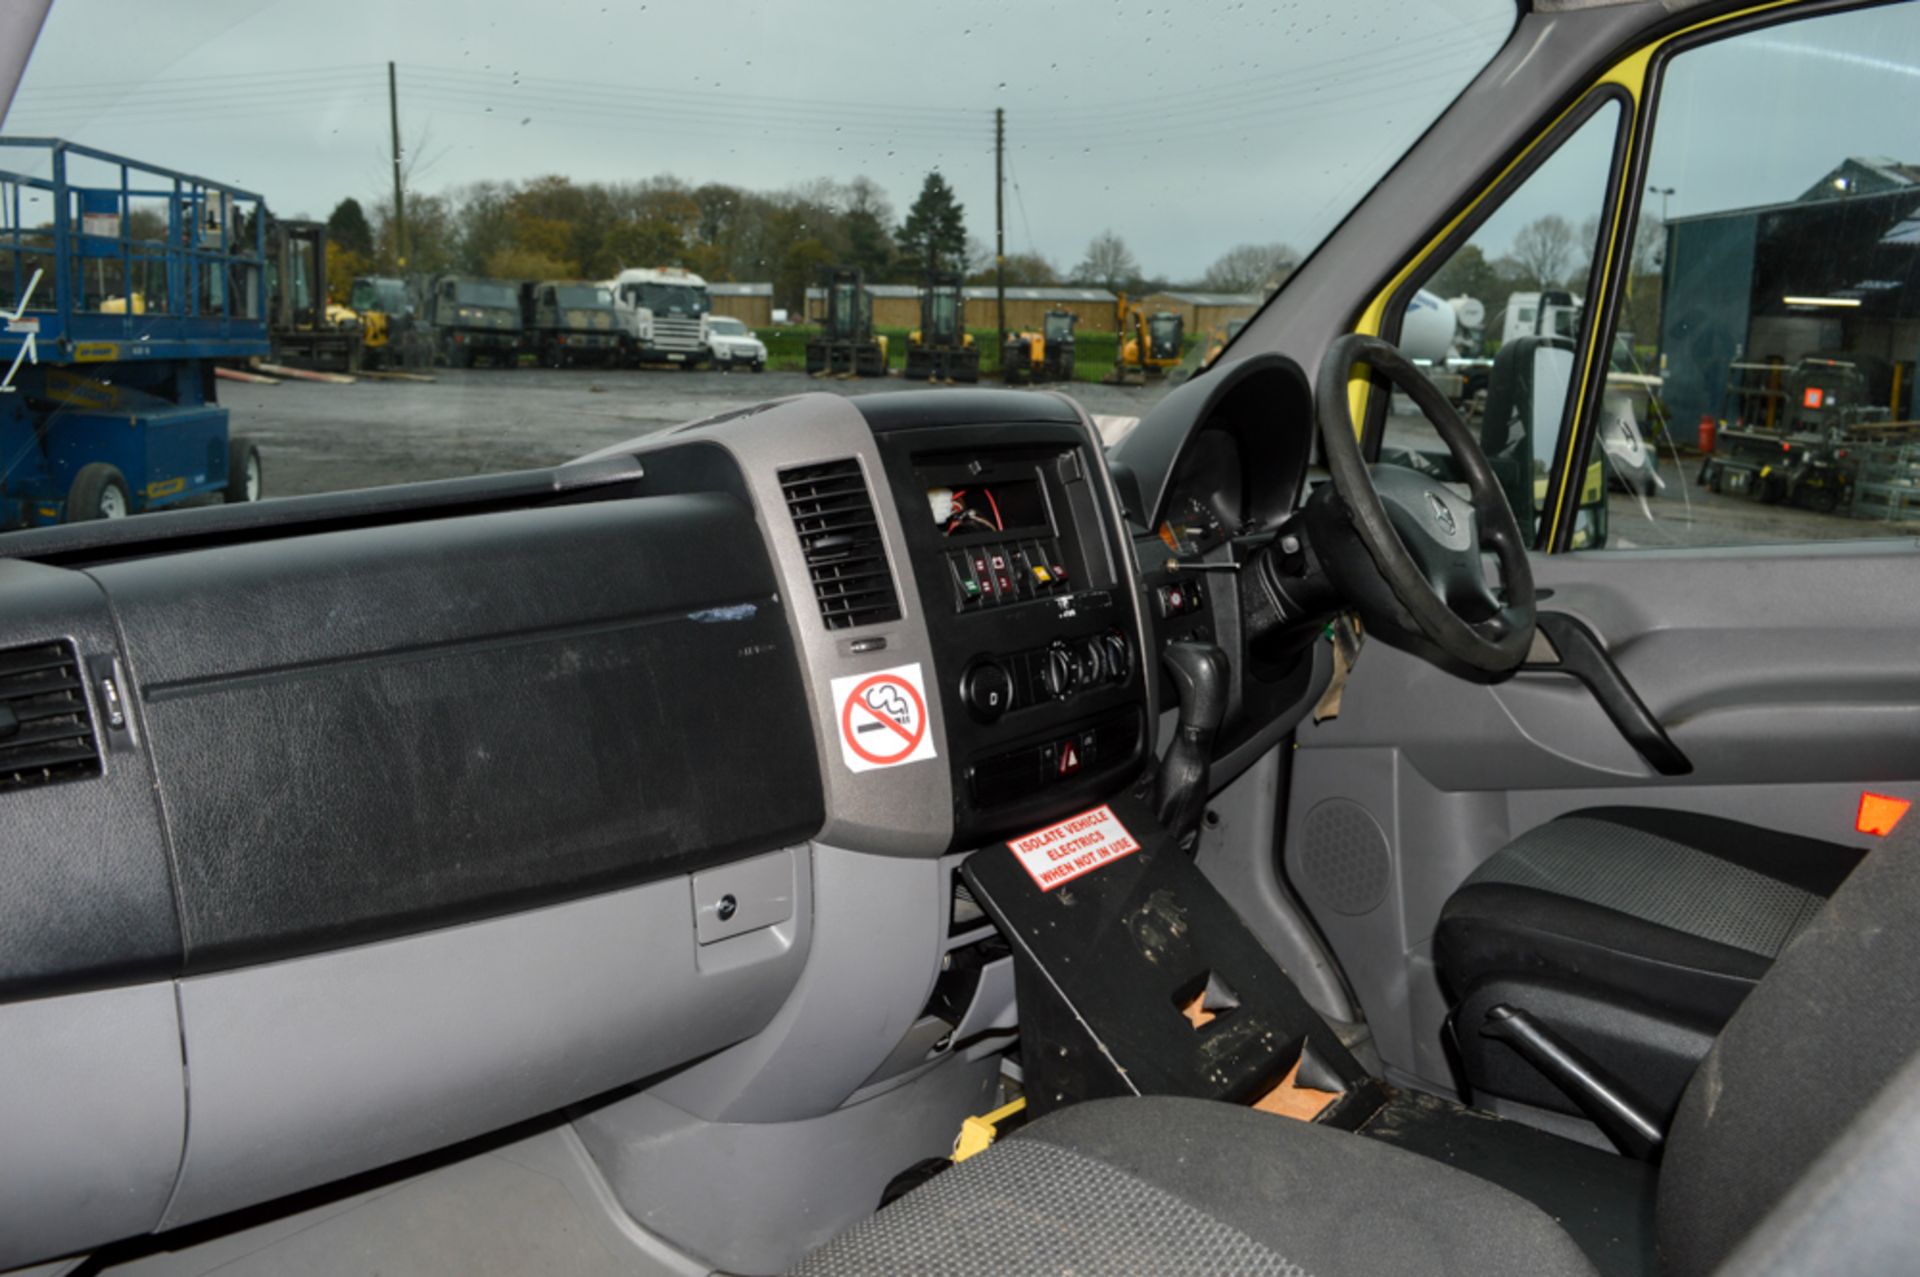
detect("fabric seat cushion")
(793, 1095), (1597, 1277)
(1657, 812), (1920, 1277)
(1437, 807), (1863, 1024)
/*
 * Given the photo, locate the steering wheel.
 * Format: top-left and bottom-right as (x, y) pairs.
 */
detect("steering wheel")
(1313, 332), (1536, 674)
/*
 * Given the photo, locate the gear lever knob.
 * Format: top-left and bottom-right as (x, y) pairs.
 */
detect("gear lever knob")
(1155, 640), (1229, 844)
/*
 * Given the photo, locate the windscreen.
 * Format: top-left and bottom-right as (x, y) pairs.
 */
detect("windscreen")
(456, 280), (517, 309)
(557, 284), (612, 308)
(350, 278), (409, 312)
(0, 0), (1510, 534)
(639, 283), (707, 315)
(928, 292), (957, 333)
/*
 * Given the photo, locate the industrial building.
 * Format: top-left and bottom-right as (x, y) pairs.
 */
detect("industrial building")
(708, 281), (773, 328)
(964, 286), (1120, 333)
(1138, 290), (1264, 336)
(1659, 157), (1920, 444)
(802, 284), (1120, 332)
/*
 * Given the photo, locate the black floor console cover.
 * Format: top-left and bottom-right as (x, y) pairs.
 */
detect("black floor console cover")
(963, 791), (1382, 1123)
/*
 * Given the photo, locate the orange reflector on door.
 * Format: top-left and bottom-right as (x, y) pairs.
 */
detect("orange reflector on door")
(1857, 793), (1911, 837)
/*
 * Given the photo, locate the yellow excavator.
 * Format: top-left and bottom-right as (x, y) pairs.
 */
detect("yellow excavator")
(1104, 294), (1184, 385)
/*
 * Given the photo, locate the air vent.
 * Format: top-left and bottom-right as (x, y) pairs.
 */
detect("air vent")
(0, 641), (103, 792)
(779, 459), (903, 631)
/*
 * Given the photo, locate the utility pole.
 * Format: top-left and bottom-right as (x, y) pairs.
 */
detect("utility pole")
(389, 61), (407, 270)
(994, 108), (1005, 343)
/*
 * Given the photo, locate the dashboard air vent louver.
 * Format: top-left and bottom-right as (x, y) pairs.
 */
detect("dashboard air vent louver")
(779, 459), (903, 631)
(0, 640), (103, 792)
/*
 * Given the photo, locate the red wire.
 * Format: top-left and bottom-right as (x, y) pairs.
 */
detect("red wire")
(983, 488), (1004, 530)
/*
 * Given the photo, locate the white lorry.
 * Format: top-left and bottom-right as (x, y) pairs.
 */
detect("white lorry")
(1501, 289), (1581, 345)
(606, 266), (712, 367)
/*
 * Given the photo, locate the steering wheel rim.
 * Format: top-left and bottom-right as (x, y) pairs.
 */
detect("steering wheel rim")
(1315, 332), (1536, 673)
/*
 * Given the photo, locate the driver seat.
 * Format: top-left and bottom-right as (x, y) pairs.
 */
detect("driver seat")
(1435, 806), (1865, 1123)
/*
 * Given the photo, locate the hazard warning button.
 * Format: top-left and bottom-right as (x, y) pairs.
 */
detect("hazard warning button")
(1056, 738), (1082, 777)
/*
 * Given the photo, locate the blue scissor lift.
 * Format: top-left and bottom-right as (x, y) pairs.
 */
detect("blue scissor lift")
(0, 139), (271, 529)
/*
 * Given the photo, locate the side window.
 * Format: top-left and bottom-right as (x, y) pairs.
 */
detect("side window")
(1608, 4), (1920, 548)
(1384, 101), (1623, 548)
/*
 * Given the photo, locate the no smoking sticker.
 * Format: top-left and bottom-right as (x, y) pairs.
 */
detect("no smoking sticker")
(1009, 805), (1140, 891)
(832, 663), (938, 773)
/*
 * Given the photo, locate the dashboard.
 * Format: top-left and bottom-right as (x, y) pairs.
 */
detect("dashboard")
(0, 357), (1324, 1271)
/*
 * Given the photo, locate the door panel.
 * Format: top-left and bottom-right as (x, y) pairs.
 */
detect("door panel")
(1286, 541), (1920, 1091)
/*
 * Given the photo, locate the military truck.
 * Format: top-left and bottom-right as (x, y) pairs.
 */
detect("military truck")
(421, 275), (523, 368)
(520, 280), (622, 368)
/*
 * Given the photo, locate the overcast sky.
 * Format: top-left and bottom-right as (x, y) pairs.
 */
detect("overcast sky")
(6, 2), (1915, 284)
(4, 0), (1513, 282)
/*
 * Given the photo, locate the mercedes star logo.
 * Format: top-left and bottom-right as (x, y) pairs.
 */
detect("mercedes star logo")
(1427, 492), (1457, 537)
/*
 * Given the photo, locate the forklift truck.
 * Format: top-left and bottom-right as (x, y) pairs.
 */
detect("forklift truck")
(904, 271), (979, 383)
(264, 218), (362, 373)
(804, 267), (887, 377)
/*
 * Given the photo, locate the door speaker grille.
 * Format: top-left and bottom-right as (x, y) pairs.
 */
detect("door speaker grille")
(1298, 799), (1390, 916)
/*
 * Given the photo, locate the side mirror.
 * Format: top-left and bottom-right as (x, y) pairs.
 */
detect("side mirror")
(1478, 336), (1577, 535)
(1530, 343), (1576, 476)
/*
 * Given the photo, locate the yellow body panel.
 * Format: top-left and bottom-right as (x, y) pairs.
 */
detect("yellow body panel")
(1352, 1), (1802, 547)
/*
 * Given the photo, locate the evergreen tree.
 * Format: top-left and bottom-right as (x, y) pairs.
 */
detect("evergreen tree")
(327, 197), (374, 257)
(895, 171), (967, 277)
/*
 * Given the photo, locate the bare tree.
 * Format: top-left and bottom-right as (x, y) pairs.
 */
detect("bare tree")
(1511, 215), (1577, 290)
(1073, 230), (1141, 293)
(1200, 242), (1298, 293)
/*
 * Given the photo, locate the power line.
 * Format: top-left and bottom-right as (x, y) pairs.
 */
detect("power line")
(399, 63), (977, 121)
(1018, 23), (1503, 126)
(7, 25), (1502, 143)
(1005, 146), (1036, 258)
(14, 62), (377, 98)
(1017, 43), (1491, 137)
(396, 81), (988, 140)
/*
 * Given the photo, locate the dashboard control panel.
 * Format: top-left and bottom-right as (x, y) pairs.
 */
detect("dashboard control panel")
(944, 539), (1072, 609)
(868, 412), (1148, 849)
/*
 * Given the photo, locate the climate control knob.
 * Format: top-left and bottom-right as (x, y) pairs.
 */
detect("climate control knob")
(1099, 630), (1131, 684)
(961, 661), (1013, 723)
(1041, 642), (1077, 700)
(1076, 636), (1107, 685)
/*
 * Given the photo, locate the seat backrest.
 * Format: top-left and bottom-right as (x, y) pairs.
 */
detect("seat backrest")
(1658, 811), (1920, 1275)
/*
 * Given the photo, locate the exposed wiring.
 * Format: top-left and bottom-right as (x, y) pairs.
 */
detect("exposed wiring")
(943, 487), (1004, 536)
